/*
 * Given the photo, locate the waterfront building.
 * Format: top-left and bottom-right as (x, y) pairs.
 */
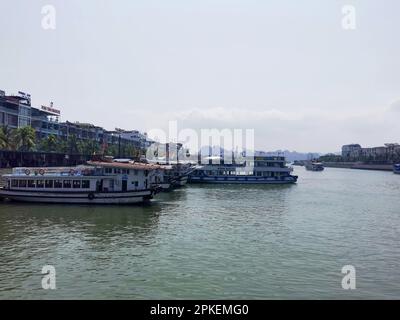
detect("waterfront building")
(0, 90), (32, 128)
(117, 129), (153, 149)
(105, 129), (153, 150)
(59, 121), (105, 144)
(342, 143), (400, 162)
(31, 103), (61, 139)
(1, 89), (153, 153)
(341, 144), (362, 159)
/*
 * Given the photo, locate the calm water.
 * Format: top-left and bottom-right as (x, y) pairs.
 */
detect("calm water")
(0, 167), (399, 299)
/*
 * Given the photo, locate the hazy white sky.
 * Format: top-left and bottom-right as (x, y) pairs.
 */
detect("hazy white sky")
(1, 0), (399, 153)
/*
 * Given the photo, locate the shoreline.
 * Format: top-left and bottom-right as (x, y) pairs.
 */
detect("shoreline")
(322, 162), (393, 171)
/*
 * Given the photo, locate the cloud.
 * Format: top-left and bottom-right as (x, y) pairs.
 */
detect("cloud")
(173, 107), (302, 123)
(120, 103), (399, 153)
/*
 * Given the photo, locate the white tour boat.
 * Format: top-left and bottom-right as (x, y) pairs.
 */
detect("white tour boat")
(305, 161), (324, 171)
(0, 159), (165, 204)
(188, 155), (298, 184)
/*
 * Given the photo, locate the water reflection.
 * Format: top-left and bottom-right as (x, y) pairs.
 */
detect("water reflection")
(185, 183), (295, 238)
(0, 202), (162, 245)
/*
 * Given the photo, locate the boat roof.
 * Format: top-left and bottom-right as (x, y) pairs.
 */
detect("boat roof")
(86, 160), (164, 170)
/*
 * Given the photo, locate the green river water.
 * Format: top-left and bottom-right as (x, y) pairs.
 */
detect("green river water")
(0, 167), (399, 299)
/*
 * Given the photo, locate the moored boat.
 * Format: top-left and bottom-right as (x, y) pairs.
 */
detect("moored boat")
(149, 161), (196, 191)
(189, 155), (298, 184)
(394, 164), (400, 174)
(0, 160), (165, 204)
(165, 163), (195, 188)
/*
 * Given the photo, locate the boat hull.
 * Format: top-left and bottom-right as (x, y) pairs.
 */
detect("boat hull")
(0, 189), (154, 204)
(172, 176), (188, 187)
(305, 167), (324, 171)
(189, 176), (298, 184)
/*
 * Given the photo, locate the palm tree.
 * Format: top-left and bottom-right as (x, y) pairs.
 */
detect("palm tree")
(56, 138), (68, 154)
(0, 126), (6, 149)
(40, 134), (58, 152)
(67, 134), (79, 154)
(0, 125), (18, 151)
(106, 144), (118, 157)
(15, 126), (36, 151)
(84, 139), (100, 155)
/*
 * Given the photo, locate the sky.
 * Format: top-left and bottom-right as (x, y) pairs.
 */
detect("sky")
(0, 0), (399, 153)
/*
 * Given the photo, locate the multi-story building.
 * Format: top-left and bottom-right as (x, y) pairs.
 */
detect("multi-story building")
(1, 88), (153, 152)
(58, 121), (105, 143)
(341, 144), (362, 159)
(112, 129), (153, 149)
(342, 143), (400, 161)
(0, 90), (32, 128)
(31, 103), (61, 139)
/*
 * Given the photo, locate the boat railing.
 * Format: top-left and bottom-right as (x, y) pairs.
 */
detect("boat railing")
(11, 166), (95, 177)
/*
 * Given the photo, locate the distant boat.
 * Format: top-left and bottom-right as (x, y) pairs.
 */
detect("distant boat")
(394, 164), (400, 174)
(305, 161), (324, 171)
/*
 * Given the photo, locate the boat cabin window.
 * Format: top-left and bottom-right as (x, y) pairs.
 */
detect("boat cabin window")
(131, 181), (138, 187)
(18, 180), (27, 188)
(11, 178), (90, 189)
(114, 168), (121, 174)
(63, 180), (72, 188)
(28, 180), (36, 188)
(122, 169), (129, 174)
(82, 180), (90, 188)
(73, 180), (81, 189)
(105, 168), (112, 174)
(54, 180), (63, 188)
(36, 180), (45, 188)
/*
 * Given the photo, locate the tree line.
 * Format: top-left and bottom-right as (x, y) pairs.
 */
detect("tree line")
(319, 152), (400, 163)
(0, 125), (145, 158)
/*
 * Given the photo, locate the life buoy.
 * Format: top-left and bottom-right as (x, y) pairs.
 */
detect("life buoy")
(88, 192), (95, 200)
(24, 169), (30, 176)
(39, 169), (45, 176)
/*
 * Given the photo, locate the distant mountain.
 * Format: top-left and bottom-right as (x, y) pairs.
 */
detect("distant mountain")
(261, 150), (322, 162)
(196, 146), (321, 162)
